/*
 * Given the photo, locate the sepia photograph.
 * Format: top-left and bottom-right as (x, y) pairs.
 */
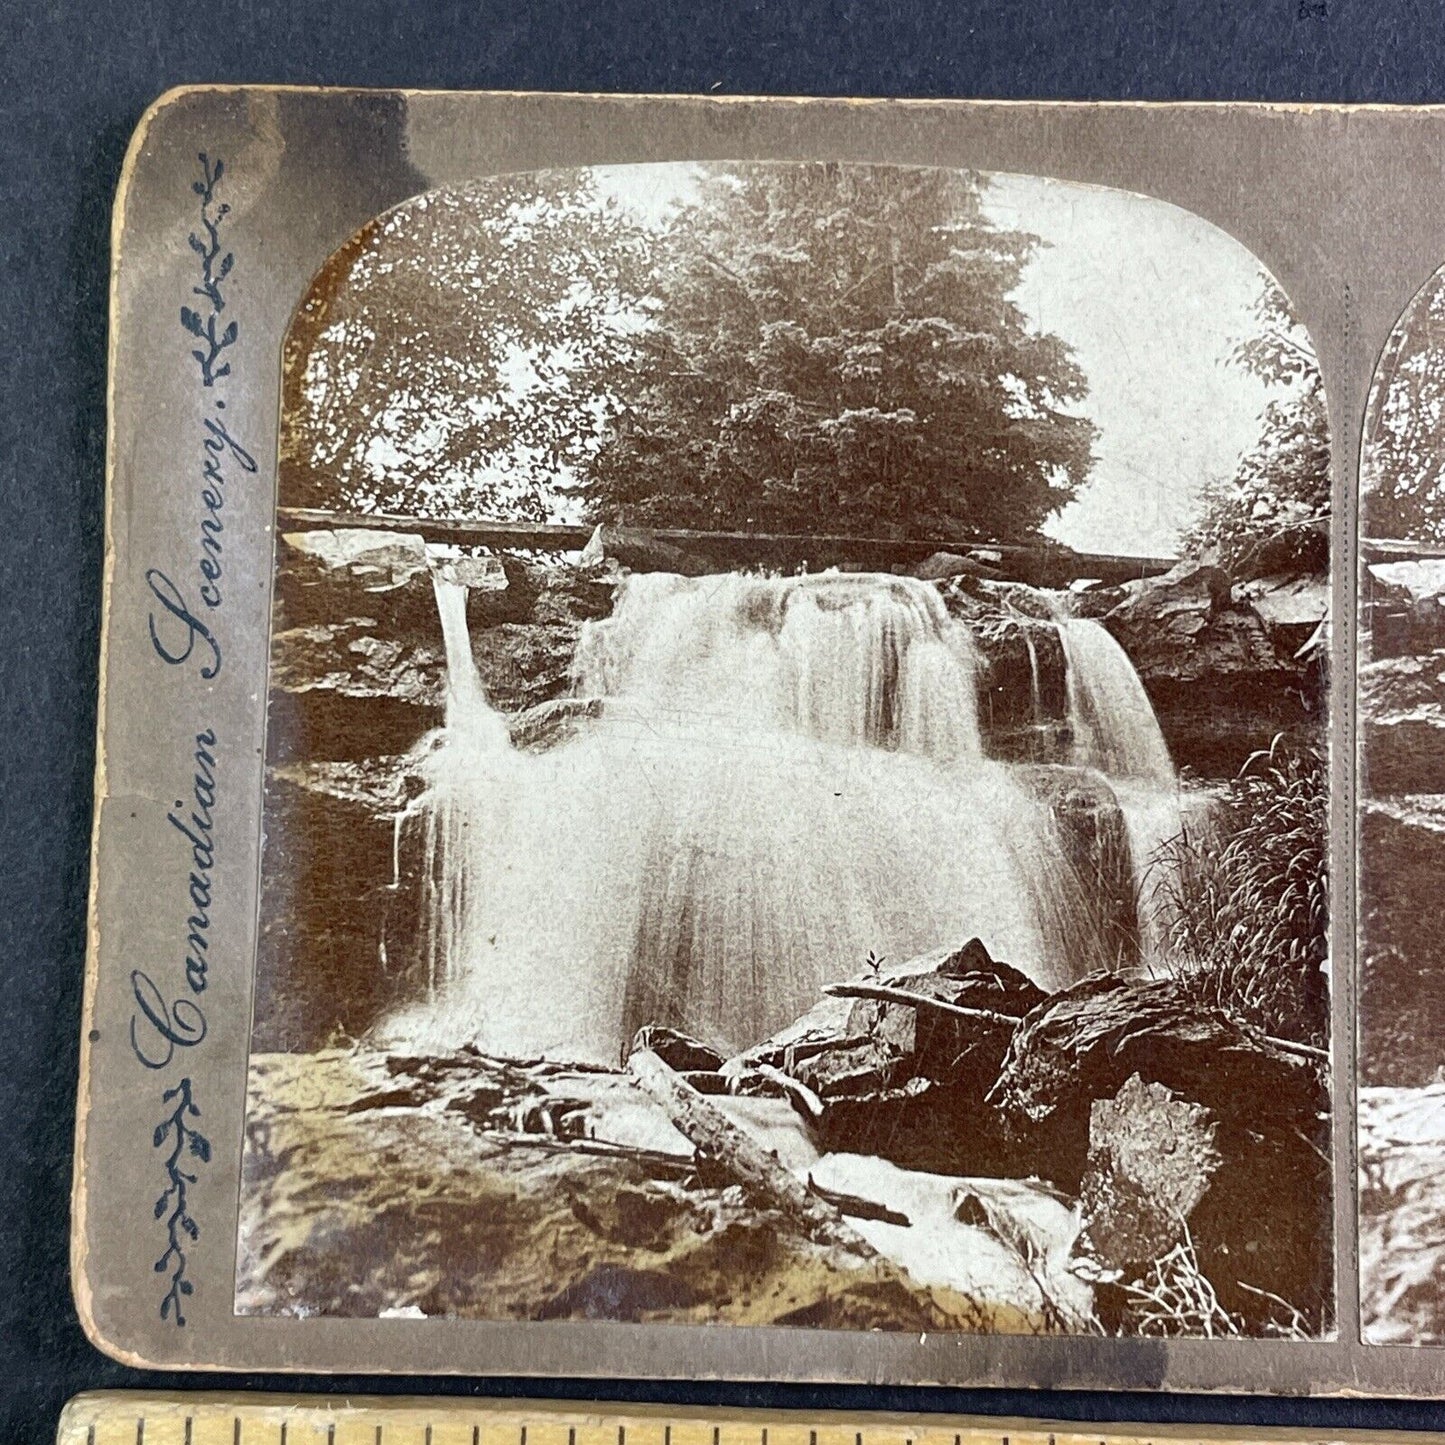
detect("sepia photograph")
(236, 159), (1332, 1337)
(1358, 264), (1445, 1344)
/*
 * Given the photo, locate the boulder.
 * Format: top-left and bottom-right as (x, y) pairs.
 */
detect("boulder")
(989, 970), (1332, 1330)
(910, 550), (1005, 583)
(1101, 562), (1320, 778)
(736, 940), (1060, 1179)
(1241, 573), (1330, 657)
(1078, 1073), (1220, 1272)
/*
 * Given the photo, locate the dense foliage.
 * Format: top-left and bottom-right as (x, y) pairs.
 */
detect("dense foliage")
(1152, 733), (1328, 1045)
(575, 163), (1096, 540)
(1185, 279), (1330, 578)
(1363, 268), (1445, 543)
(280, 175), (649, 520)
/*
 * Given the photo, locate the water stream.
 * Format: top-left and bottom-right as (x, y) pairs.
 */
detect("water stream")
(384, 570), (1188, 1064)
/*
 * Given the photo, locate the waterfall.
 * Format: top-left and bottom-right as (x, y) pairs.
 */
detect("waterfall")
(1056, 615), (1184, 963)
(383, 570), (1187, 1065)
(1056, 617), (1174, 785)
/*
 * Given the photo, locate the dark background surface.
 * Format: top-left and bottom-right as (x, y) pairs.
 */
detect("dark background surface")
(2, 0), (1443, 1437)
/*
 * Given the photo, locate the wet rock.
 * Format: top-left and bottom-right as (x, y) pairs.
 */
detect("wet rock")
(1067, 580), (1139, 619)
(1360, 1083), (1445, 1343)
(253, 759), (424, 1050)
(990, 970), (1332, 1330)
(910, 550), (1005, 582)
(1101, 562), (1320, 778)
(580, 523), (712, 577)
(1014, 765), (1141, 973)
(972, 616), (1071, 764)
(1360, 797), (1445, 1085)
(630, 1025), (727, 1075)
(268, 620), (444, 761)
(238, 1049), (1004, 1329)
(1359, 652), (1445, 795)
(271, 531), (620, 750)
(507, 696), (605, 752)
(750, 941), (1057, 1179)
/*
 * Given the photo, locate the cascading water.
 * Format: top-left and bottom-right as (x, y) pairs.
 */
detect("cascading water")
(1055, 614), (1190, 963)
(384, 569), (1189, 1066)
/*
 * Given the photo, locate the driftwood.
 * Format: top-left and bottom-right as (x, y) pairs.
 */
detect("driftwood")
(822, 979), (1022, 1029)
(470, 1128), (697, 1178)
(807, 1177), (911, 1227)
(627, 1048), (880, 1258)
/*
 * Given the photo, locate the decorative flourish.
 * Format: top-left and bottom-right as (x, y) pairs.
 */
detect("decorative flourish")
(180, 153), (237, 386)
(152, 1077), (211, 1325)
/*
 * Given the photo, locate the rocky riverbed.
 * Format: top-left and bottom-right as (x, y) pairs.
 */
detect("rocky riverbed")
(238, 938), (1331, 1334)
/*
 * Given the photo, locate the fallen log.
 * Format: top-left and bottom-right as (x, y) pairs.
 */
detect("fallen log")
(471, 1128), (695, 1178)
(807, 1177), (911, 1227)
(822, 979), (1022, 1029)
(627, 1048), (880, 1258)
(753, 1062), (825, 1118)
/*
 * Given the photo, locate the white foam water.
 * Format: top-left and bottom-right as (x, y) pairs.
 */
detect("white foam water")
(383, 570), (1186, 1064)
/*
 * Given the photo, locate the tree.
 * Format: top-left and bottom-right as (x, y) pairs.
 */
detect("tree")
(1362, 268), (1445, 544)
(575, 163), (1095, 541)
(1185, 276), (1330, 577)
(281, 173), (648, 521)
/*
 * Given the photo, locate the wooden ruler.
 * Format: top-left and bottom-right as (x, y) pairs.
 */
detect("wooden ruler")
(52, 1396), (1445, 1445)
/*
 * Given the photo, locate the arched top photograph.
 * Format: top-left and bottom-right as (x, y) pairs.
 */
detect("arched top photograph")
(244, 159), (1333, 1342)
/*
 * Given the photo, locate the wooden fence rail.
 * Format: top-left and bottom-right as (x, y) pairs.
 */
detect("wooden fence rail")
(275, 506), (1179, 587)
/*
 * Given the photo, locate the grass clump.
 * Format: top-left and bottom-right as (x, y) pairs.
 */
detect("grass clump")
(1148, 733), (1328, 1048)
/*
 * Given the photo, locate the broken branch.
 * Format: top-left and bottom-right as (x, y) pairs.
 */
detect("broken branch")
(822, 980), (1023, 1029)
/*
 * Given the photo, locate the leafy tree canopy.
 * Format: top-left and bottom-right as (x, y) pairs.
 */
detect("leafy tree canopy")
(1363, 269), (1445, 544)
(577, 163), (1095, 542)
(281, 173), (649, 521)
(1185, 276), (1330, 578)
